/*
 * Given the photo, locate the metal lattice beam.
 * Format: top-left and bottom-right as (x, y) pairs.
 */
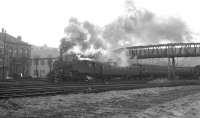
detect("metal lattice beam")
(122, 43), (200, 59)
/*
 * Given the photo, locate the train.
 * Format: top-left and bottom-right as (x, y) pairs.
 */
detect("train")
(48, 55), (199, 83)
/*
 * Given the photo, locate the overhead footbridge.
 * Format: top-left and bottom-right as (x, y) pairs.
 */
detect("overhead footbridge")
(117, 43), (200, 79)
(121, 43), (200, 59)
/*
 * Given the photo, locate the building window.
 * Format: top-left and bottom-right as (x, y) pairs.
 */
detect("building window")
(29, 60), (32, 65)
(0, 48), (3, 55)
(88, 63), (92, 68)
(40, 70), (45, 74)
(26, 49), (29, 57)
(34, 59), (39, 65)
(34, 70), (38, 76)
(11, 48), (14, 57)
(17, 48), (20, 56)
(21, 48), (24, 56)
(9, 48), (13, 57)
(21, 48), (23, 56)
(13, 49), (17, 57)
(40, 60), (45, 65)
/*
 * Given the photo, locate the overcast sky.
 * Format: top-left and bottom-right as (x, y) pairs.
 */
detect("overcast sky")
(0, 0), (200, 48)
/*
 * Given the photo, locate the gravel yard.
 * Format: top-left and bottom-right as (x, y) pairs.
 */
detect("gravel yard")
(0, 85), (200, 118)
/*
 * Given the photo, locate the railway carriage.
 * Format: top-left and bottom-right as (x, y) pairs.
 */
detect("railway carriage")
(49, 56), (198, 83)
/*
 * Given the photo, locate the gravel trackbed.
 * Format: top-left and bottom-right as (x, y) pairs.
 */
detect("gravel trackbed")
(0, 85), (200, 118)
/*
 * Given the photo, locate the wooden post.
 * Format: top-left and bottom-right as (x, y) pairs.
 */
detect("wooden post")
(167, 45), (171, 80)
(172, 57), (176, 79)
(168, 57), (171, 79)
(2, 29), (6, 80)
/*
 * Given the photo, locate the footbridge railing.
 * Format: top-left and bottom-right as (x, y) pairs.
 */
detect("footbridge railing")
(123, 43), (200, 59)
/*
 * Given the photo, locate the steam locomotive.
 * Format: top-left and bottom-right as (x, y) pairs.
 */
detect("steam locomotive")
(48, 55), (198, 83)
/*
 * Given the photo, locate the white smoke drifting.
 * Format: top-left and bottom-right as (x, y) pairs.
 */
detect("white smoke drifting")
(103, 10), (192, 48)
(95, 49), (130, 67)
(60, 1), (192, 67)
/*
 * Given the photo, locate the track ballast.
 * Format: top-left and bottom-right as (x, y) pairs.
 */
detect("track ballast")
(1, 80), (200, 99)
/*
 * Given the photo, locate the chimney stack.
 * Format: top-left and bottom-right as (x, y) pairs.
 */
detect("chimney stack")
(1, 28), (4, 33)
(17, 36), (22, 40)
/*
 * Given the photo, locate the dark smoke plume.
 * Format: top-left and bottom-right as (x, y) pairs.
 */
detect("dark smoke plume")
(83, 21), (106, 50)
(61, 18), (106, 56)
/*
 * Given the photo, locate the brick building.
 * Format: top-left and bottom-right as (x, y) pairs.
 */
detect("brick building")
(30, 57), (57, 78)
(30, 45), (59, 78)
(0, 29), (31, 79)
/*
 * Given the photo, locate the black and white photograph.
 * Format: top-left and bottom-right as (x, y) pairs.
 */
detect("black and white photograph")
(0, 0), (200, 117)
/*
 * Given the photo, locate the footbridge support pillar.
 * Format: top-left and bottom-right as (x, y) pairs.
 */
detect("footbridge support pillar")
(168, 57), (176, 80)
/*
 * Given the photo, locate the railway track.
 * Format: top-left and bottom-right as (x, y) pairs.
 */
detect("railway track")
(1, 80), (200, 99)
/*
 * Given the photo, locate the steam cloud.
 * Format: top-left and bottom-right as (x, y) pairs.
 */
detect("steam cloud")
(61, 2), (192, 67)
(103, 9), (192, 48)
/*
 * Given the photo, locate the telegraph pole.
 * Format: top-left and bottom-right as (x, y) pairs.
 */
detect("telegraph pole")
(2, 28), (6, 79)
(1, 29), (3, 79)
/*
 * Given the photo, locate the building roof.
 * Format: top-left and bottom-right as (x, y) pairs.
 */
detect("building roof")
(0, 32), (30, 46)
(31, 45), (59, 58)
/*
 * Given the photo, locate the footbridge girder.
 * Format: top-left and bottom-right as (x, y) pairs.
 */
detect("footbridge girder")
(115, 43), (200, 79)
(124, 43), (200, 59)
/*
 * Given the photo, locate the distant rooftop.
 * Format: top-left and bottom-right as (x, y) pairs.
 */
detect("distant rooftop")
(31, 45), (59, 58)
(0, 32), (30, 45)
